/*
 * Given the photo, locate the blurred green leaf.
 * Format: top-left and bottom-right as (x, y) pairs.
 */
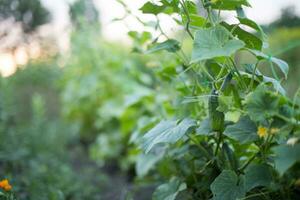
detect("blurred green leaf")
(273, 144), (300, 175)
(146, 39), (181, 54)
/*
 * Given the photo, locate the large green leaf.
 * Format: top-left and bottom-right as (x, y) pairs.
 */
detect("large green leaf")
(146, 39), (181, 54)
(224, 116), (258, 144)
(142, 119), (196, 153)
(210, 170), (245, 200)
(153, 178), (187, 200)
(244, 164), (272, 191)
(244, 84), (280, 122)
(249, 50), (289, 79)
(221, 22), (262, 50)
(273, 144), (300, 175)
(211, 0), (251, 10)
(191, 26), (245, 63)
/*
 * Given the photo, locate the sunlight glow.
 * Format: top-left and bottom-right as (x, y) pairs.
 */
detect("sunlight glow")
(0, 53), (16, 77)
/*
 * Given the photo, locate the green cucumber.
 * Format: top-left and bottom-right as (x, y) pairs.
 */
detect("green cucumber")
(209, 89), (224, 132)
(220, 72), (233, 92)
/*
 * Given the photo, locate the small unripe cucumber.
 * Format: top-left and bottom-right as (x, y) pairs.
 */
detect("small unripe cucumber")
(209, 89), (224, 132)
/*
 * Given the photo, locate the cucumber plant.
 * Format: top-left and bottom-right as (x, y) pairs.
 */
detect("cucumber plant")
(124, 0), (300, 199)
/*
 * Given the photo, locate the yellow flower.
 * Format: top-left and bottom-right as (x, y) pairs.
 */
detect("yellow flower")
(0, 179), (8, 187)
(0, 179), (12, 191)
(270, 128), (279, 135)
(257, 126), (268, 138)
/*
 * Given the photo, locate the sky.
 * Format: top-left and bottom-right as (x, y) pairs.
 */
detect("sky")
(1, 0), (300, 77)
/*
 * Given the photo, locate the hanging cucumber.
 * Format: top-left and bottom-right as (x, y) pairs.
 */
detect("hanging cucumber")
(209, 89), (224, 132)
(209, 72), (233, 132)
(220, 72), (233, 92)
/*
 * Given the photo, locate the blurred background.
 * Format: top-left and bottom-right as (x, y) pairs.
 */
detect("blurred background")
(0, 0), (299, 199)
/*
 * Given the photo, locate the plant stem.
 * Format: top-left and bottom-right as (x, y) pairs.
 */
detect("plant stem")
(238, 153), (258, 174)
(215, 65), (227, 82)
(274, 113), (299, 126)
(228, 57), (247, 90)
(180, 0), (194, 40)
(248, 62), (259, 92)
(188, 134), (211, 160)
(269, 61), (279, 80)
(200, 64), (215, 82)
(240, 191), (271, 200)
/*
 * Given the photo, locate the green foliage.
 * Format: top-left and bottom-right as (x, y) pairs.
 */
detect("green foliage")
(1, 0), (300, 199)
(61, 24), (158, 170)
(0, 62), (103, 199)
(0, 0), (50, 32)
(126, 0), (300, 199)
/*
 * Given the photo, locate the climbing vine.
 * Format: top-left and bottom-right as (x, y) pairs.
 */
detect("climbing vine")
(124, 0), (300, 199)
